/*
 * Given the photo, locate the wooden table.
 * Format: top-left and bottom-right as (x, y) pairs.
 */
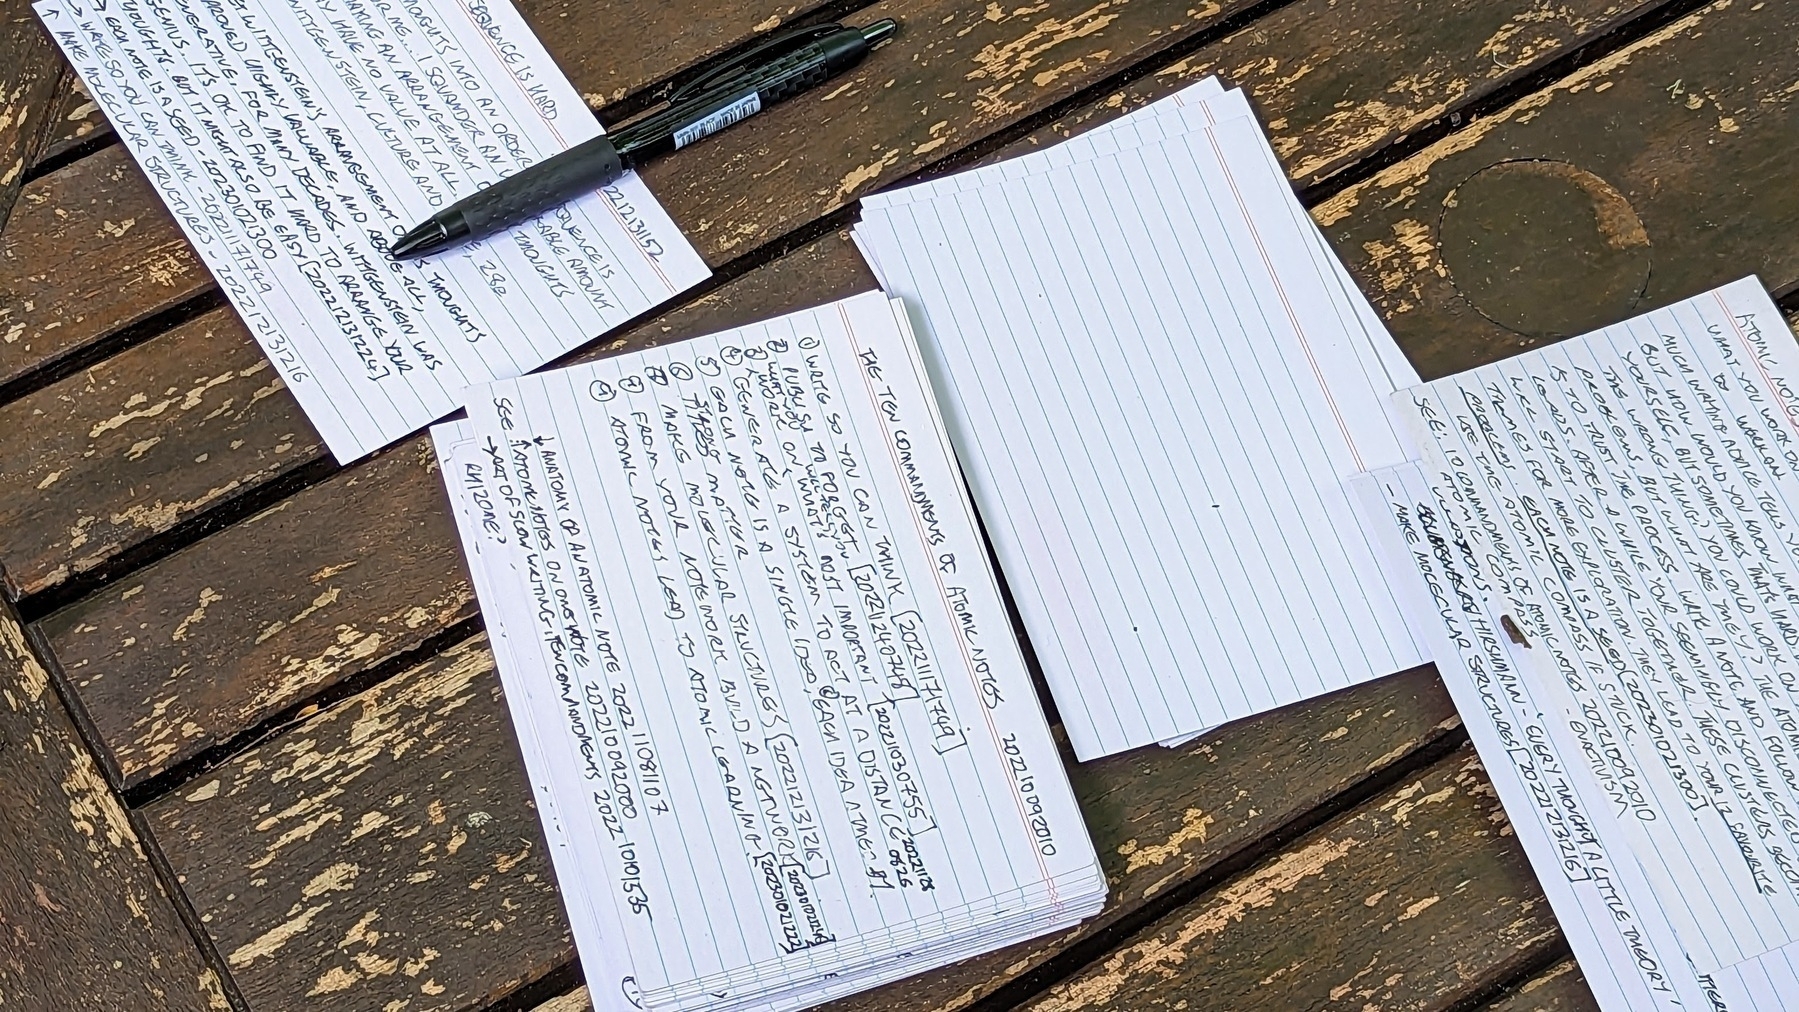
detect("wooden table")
(1, 0), (1792, 1007)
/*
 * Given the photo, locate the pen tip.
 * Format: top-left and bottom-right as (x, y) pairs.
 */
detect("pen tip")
(860, 18), (898, 45)
(389, 220), (447, 260)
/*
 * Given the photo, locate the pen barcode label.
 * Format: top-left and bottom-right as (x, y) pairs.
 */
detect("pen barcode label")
(673, 93), (762, 149)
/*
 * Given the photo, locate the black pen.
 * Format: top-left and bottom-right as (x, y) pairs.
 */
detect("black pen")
(388, 19), (899, 260)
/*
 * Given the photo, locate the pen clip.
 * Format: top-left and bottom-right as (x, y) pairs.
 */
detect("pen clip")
(666, 23), (843, 102)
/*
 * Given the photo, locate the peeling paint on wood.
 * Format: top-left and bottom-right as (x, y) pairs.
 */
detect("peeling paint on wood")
(40, 443), (474, 788)
(1316, 0), (1799, 381)
(31, 71), (109, 168)
(146, 635), (569, 1012)
(1003, 0), (1660, 189)
(1019, 749), (1560, 1012)
(0, 306), (320, 599)
(645, 0), (1268, 262)
(0, 145), (209, 388)
(529, 985), (593, 1012)
(0, 0), (63, 233)
(0, 597), (222, 1009)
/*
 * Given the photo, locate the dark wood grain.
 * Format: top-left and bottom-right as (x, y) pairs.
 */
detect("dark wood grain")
(993, 0), (1666, 189)
(32, 68), (109, 169)
(1019, 747), (1559, 1012)
(1314, 0), (1799, 382)
(22, 0), (1678, 782)
(0, 307), (323, 600)
(0, 597), (227, 1009)
(0, 0), (62, 232)
(0, 145), (210, 388)
(40, 231), (873, 789)
(40, 436), (472, 788)
(145, 628), (1460, 1012)
(147, 635), (569, 1012)
(1484, 961), (1600, 1012)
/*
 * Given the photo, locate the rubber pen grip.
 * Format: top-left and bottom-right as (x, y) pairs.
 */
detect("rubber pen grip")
(457, 135), (625, 239)
(754, 59), (834, 105)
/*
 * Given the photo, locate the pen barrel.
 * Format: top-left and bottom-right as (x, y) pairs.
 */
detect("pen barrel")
(457, 135), (625, 240)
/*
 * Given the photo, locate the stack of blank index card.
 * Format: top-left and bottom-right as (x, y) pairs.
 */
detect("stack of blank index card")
(853, 77), (1432, 762)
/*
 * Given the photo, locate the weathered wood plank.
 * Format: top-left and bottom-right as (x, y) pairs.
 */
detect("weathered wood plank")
(996, 0), (1667, 189)
(147, 635), (569, 1012)
(0, 597), (229, 1009)
(0, 0), (62, 232)
(516, 0), (828, 113)
(25, 0), (1672, 777)
(1313, 0), (1799, 382)
(1484, 960), (1600, 1012)
(145, 627), (1460, 1012)
(529, 987), (592, 1012)
(0, 306), (322, 601)
(0, 145), (210, 389)
(1018, 747), (1559, 1012)
(39, 231), (873, 788)
(41, 437), (474, 786)
(32, 68), (109, 169)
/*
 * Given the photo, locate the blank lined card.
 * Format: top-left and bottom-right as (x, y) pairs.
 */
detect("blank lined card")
(435, 292), (1104, 1011)
(854, 86), (1428, 759)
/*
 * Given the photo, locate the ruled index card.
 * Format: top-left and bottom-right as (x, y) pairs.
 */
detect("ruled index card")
(1355, 460), (1799, 1012)
(854, 107), (1429, 759)
(1353, 277), (1799, 1008)
(35, 0), (708, 462)
(438, 292), (1104, 1010)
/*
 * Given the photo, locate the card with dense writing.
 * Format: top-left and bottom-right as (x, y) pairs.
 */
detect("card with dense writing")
(436, 292), (1104, 1010)
(1355, 278), (1799, 1010)
(36, 0), (708, 462)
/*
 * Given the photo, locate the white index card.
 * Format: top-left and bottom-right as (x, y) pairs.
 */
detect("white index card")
(854, 113), (1430, 759)
(1382, 277), (1799, 976)
(35, 0), (709, 462)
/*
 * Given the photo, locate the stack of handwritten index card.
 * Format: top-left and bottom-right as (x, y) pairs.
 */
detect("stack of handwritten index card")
(434, 292), (1106, 1012)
